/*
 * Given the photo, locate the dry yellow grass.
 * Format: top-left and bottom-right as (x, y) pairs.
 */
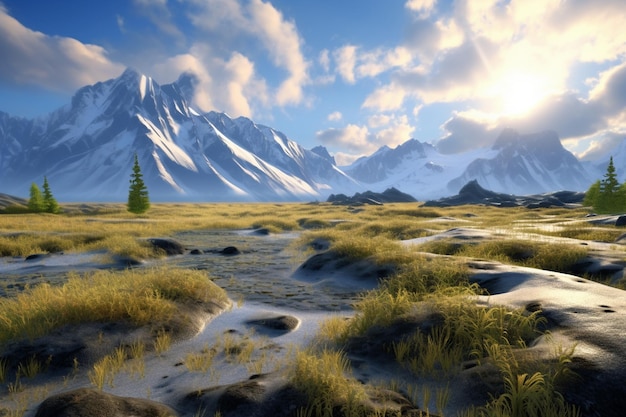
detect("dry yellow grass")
(0, 267), (229, 346)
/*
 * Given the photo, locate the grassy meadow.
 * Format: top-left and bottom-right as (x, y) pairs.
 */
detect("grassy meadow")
(0, 201), (622, 416)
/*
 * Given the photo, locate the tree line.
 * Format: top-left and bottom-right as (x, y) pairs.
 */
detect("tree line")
(28, 177), (60, 213)
(584, 156), (626, 214)
(25, 153), (150, 214)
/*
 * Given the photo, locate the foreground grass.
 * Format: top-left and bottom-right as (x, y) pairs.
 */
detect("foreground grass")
(0, 202), (607, 415)
(296, 221), (580, 416)
(418, 238), (589, 274)
(0, 267), (229, 347)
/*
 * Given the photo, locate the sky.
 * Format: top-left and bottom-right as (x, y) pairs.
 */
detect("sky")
(1, 0), (625, 165)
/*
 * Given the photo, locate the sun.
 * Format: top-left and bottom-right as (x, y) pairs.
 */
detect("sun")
(496, 72), (549, 116)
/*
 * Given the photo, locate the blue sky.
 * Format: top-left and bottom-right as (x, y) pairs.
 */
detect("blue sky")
(1, 0), (625, 165)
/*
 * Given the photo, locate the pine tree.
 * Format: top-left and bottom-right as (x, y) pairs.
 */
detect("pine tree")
(28, 183), (45, 212)
(127, 153), (150, 214)
(588, 157), (626, 214)
(583, 180), (600, 208)
(42, 176), (60, 214)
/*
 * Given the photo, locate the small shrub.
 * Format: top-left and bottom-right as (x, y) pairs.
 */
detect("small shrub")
(290, 349), (367, 417)
(153, 329), (172, 356)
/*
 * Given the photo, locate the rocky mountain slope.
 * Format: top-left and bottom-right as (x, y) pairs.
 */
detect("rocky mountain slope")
(0, 69), (356, 201)
(0, 69), (605, 202)
(345, 129), (594, 199)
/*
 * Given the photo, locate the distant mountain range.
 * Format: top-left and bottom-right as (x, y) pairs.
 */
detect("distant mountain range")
(0, 68), (616, 202)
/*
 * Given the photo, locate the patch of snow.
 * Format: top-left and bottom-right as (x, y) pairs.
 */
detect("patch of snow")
(139, 74), (147, 101)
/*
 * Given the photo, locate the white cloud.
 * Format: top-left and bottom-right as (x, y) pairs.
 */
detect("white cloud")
(362, 84), (407, 111)
(405, 0), (437, 17)
(367, 114), (392, 129)
(376, 115), (415, 148)
(312, 49), (335, 85)
(333, 151), (362, 167)
(334, 45), (357, 84)
(357, 0), (626, 143)
(248, 0), (309, 106)
(436, 111), (499, 154)
(327, 111), (342, 122)
(183, 0), (309, 108)
(356, 47), (413, 79)
(590, 61), (626, 113)
(154, 44), (270, 118)
(316, 115), (415, 160)
(316, 124), (373, 154)
(0, 6), (124, 92)
(578, 131), (626, 161)
(435, 60), (626, 154)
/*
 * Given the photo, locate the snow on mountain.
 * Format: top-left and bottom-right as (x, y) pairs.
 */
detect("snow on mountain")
(0, 68), (358, 202)
(344, 138), (497, 200)
(0, 68), (608, 203)
(447, 129), (592, 195)
(345, 129), (595, 200)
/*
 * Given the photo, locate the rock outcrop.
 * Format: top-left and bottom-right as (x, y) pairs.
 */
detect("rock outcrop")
(327, 187), (417, 205)
(423, 180), (585, 208)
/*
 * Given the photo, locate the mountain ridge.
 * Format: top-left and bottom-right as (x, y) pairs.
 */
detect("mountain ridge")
(0, 68), (357, 201)
(0, 68), (609, 202)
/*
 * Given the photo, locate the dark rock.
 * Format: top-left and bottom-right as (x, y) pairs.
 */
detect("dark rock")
(190, 249), (203, 255)
(615, 216), (626, 227)
(424, 180), (584, 208)
(327, 187), (417, 205)
(113, 256), (143, 267)
(309, 238), (330, 251)
(25, 253), (51, 261)
(251, 228), (270, 236)
(221, 246), (240, 256)
(217, 380), (265, 416)
(34, 388), (177, 417)
(147, 238), (185, 255)
(295, 250), (397, 287)
(246, 315), (300, 333)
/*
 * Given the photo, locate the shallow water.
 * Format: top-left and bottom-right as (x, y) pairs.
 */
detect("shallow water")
(0, 229), (362, 310)
(166, 229), (361, 311)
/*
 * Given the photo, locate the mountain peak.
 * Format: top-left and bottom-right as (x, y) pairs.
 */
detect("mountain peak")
(492, 128), (521, 149)
(493, 128), (562, 153)
(173, 72), (200, 104)
(311, 146), (336, 165)
(119, 67), (142, 84)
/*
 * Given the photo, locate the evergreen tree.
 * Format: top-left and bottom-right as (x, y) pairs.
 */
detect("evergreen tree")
(583, 180), (600, 208)
(587, 157), (626, 214)
(28, 183), (45, 212)
(127, 154), (150, 214)
(597, 157), (625, 213)
(42, 176), (60, 214)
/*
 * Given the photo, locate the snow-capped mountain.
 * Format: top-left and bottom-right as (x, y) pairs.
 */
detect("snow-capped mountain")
(447, 129), (592, 195)
(0, 68), (607, 203)
(345, 129), (594, 199)
(0, 69), (357, 201)
(343, 138), (495, 200)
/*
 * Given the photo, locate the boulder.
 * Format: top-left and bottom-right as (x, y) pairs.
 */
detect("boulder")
(147, 238), (185, 255)
(34, 388), (177, 417)
(25, 253), (51, 261)
(246, 314), (300, 333)
(615, 215), (626, 227)
(221, 246), (241, 256)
